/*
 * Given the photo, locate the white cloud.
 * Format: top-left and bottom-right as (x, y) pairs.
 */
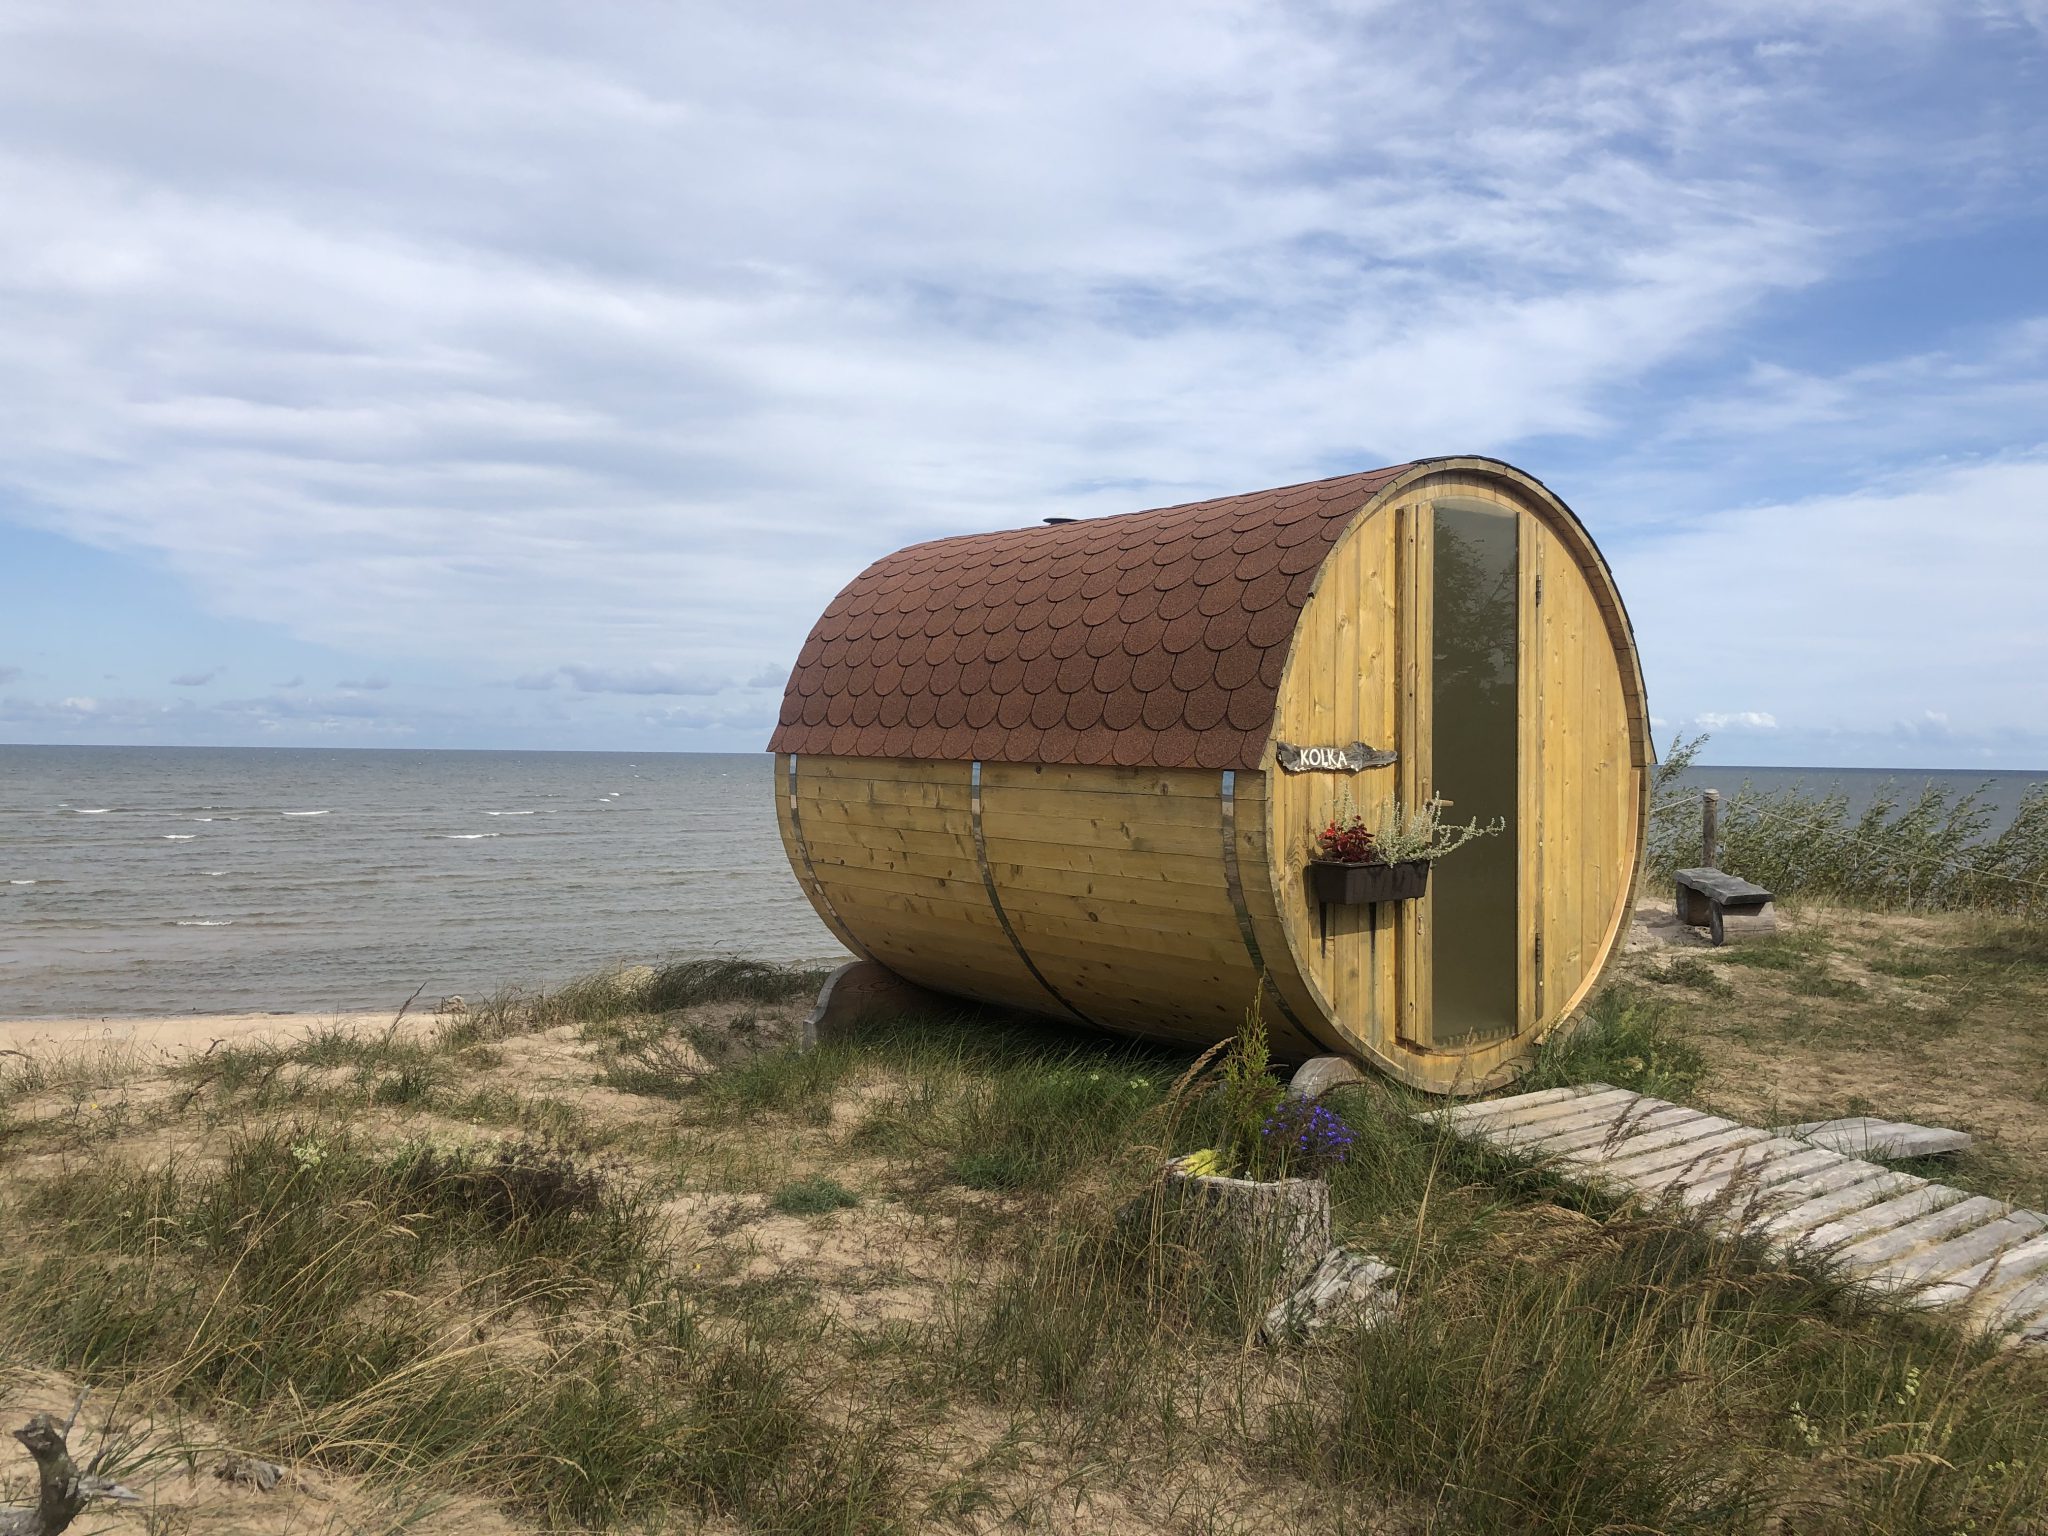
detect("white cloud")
(560, 665), (725, 697)
(169, 669), (218, 686)
(1617, 455), (2048, 763)
(1695, 711), (1779, 730)
(0, 4), (2039, 754)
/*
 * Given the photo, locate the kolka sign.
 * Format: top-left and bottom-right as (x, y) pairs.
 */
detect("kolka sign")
(1273, 740), (1399, 774)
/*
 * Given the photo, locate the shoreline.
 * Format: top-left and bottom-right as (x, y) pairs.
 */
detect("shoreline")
(0, 1009), (432, 1058)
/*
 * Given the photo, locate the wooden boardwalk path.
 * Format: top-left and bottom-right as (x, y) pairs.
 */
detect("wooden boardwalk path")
(1426, 1084), (2048, 1346)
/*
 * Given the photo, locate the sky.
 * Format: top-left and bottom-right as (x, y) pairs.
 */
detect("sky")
(0, 1), (2044, 768)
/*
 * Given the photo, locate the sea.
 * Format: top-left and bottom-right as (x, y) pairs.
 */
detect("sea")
(1, 746), (2041, 1020)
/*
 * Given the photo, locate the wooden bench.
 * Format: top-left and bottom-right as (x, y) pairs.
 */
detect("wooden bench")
(1674, 867), (1776, 945)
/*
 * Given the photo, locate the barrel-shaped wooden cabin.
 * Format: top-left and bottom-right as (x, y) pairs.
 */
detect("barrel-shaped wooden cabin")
(770, 457), (1649, 1093)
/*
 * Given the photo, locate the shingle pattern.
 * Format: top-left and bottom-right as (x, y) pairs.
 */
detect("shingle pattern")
(769, 463), (1414, 769)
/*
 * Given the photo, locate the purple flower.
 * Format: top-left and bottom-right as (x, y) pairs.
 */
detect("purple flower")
(1257, 1098), (1356, 1178)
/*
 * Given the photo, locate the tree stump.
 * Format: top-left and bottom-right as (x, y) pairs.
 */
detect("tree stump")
(1142, 1168), (1331, 1301)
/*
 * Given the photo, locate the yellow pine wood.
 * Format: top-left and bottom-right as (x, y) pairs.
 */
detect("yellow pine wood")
(781, 460), (1649, 1093)
(815, 782), (966, 819)
(799, 821), (981, 862)
(821, 897), (1053, 1015)
(1518, 513), (1542, 1029)
(981, 837), (1222, 883)
(805, 820), (1226, 892)
(793, 757), (1049, 1013)
(774, 753), (868, 959)
(801, 756), (959, 785)
(971, 785), (1244, 831)
(1256, 461), (1650, 1094)
(981, 763), (1225, 798)
(798, 752), (1295, 1033)
(985, 887), (1243, 944)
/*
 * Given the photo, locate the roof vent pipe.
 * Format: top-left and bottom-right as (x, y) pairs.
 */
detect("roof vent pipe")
(1042, 517), (1079, 525)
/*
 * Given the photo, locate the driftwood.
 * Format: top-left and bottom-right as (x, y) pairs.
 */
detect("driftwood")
(2, 1400), (139, 1536)
(215, 1452), (288, 1492)
(1262, 1247), (1400, 1343)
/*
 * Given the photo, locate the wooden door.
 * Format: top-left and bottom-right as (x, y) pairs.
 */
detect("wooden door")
(1399, 497), (1529, 1048)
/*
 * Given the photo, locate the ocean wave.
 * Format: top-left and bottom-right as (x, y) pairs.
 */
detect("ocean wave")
(485, 810), (537, 816)
(176, 919), (234, 927)
(75, 808), (112, 814)
(192, 816), (213, 822)
(442, 833), (499, 840)
(205, 871), (227, 876)
(282, 810), (331, 817)
(162, 834), (197, 841)
(8, 879), (34, 885)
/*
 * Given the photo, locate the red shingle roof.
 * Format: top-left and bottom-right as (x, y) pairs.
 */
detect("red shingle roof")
(769, 463), (1415, 769)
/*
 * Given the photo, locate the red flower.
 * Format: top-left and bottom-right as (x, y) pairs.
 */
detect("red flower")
(1314, 813), (1381, 865)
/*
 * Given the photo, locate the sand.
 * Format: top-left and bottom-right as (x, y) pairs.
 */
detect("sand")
(0, 1009), (428, 1060)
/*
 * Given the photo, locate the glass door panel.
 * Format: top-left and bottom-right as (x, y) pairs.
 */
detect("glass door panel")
(1429, 504), (1519, 1045)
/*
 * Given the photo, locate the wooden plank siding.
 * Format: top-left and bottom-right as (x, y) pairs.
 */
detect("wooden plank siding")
(773, 459), (1650, 1093)
(778, 753), (1325, 1053)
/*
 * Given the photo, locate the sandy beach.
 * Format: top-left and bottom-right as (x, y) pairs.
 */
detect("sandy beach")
(0, 1008), (428, 1060)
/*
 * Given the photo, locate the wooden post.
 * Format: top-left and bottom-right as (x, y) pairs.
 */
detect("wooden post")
(1701, 788), (1719, 870)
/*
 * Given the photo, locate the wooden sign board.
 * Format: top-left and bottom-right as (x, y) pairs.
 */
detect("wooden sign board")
(1273, 741), (1398, 774)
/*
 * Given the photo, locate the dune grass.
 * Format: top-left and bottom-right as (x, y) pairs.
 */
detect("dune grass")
(6, 949), (2048, 1533)
(1648, 733), (2048, 915)
(0, 1126), (904, 1532)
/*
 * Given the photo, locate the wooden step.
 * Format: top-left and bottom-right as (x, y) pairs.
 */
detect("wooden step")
(1426, 1084), (2047, 1348)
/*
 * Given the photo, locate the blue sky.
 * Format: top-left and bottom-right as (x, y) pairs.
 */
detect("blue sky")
(0, 1), (2043, 766)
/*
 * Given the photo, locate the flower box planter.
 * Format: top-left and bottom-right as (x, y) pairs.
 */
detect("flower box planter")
(1308, 857), (1429, 905)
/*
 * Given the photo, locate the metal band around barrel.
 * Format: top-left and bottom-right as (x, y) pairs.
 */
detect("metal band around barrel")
(786, 755), (868, 960)
(969, 761), (1094, 1027)
(1221, 769), (1307, 1032)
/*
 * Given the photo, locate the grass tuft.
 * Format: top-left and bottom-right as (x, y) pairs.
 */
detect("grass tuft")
(771, 1175), (860, 1215)
(643, 957), (829, 1011)
(1520, 985), (1708, 1101)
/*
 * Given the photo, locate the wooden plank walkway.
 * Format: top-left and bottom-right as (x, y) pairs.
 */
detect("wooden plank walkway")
(1424, 1084), (2048, 1346)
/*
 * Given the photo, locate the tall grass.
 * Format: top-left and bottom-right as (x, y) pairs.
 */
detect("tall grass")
(1265, 1201), (2048, 1534)
(11, 962), (2048, 1532)
(1649, 733), (2048, 913)
(903, 1054), (2048, 1533)
(0, 1126), (904, 1531)
(439, 956), (831, 1047)
(840, 1017), (1182, 1193)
